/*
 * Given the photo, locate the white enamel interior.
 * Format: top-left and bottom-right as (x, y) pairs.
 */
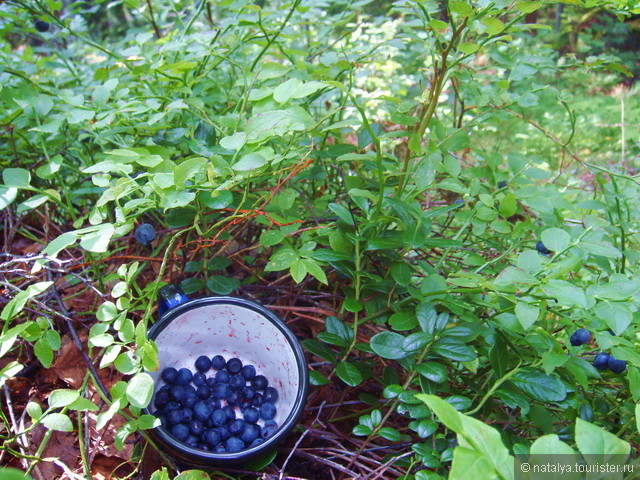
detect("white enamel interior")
(150, 303), (300, 427)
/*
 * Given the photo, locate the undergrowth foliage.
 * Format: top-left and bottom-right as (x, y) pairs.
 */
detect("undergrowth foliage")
(1, 0), (639, 479)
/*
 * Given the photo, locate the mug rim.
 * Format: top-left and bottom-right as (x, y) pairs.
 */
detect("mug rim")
(143, 295), (309, 465)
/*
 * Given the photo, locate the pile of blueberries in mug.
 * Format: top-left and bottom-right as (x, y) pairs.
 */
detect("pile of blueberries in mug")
(153, 355), (279, 453)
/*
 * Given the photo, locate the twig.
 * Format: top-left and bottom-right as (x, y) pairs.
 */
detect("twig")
(278, 402), (326, 480)
(3, 385), (31, 472)
(45, 270), (112, 401)
(357, 451), (414, 480)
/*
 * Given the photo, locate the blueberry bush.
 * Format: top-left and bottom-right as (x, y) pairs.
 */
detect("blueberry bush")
(1, 0), (639, 479)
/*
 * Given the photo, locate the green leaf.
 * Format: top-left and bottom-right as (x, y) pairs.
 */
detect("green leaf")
(336, 362), (362, 387)
(233, 152), (269, 171)
(0, 187), (18, 209)
(302, 259), (328, 285)
(457, 42), (480, 54)
(174, 158), (207, 187)
(48, 389), (80, 408)
(126, 372), (154, 408)
(41, 413), (73, 432)
(541, 280), (587, 308)
(515, 1), (542, 13)
(481, 17), (505, 35)
(206, 275), (239, 295)
(511, 368), (566, 403)
(370, 332), (409, 360)
(515, 302), (539, 330)
(174, 470), (211, 480)
(415, 362), (448, 383)
(575, 418), (630, 457)
(418, 394), (513, 479)
(265, 248), (298, 271)
(290, 259), (307, 283)
(79, 223), (115, 253)
(309, 370), (329, 386)
(378, 427), (402, 441)
(498, 193), (517, 217)
(594, 301), (632, 335)
(0, 468), (35, 480)
(541, 228), (570, 252)
(260, 230), (285, 246)
(34, 339), (54, 367)
(0, 361), (23, 388)
(219, 132), (246, 150)
(432, 338), (476, 362)
(494, 267), (539, 291)
(3, 168), (31, 188)
(326, 316), (353, 343)
(580, 240), (622, 258)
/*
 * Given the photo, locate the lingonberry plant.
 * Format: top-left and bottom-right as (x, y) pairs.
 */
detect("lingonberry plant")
(0, 0), (639, 479)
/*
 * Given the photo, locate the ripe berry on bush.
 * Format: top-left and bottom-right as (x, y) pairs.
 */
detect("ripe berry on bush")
(608, 356), (627, 374)
(135, 223), (156, 246)
(593, 352), (610, 371)
(536, 241), (552, 255)
(35, 20), (50, 32)
(570, 328), (591, 346)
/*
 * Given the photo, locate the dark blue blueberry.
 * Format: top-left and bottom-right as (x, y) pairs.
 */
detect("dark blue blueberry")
(170, 385), (186, 402)
(206, 377), (217, 388)
(167, 409), (183, 426)
(203, 428), (221, 446)
(223, 405), (236, 422)
(215, 370), (230, 383)
(608, 356), (627, 374)
(195, 355), (212, 373)
(225, 436), (245, 453)
(176, 368), (193, 386)
(243, 407), (259, 424)
(196, 385), (212, 400)
(240, 400), (252, 412)
(158, 384), (171, 395)
(251, 375), (268, 390)
(211, 383), (229, 400)
(250, 438), (264, 448)
(242, 386), (256, 400)
(35, 20), (51, 33)
(185, 385), (196, 396)
(208, 398), (221, 411)
(241, 424), (259, 444)
(170, 423), (189, 441)
(498, 180), (507, 189)
(264, 387), (278, 403)
(214, 444), (226, 453)
(158, 284), (188, 315)
(181, 408), (194, 423)
(241, 364), (256, 380)
(536, 241), (552, 255)
(261, 420), (278, 439)
(229, 419), (246, 436)
(570, 328), (591, 346)
(192, 372), (206, 387)
(161, 367), (178, 383)
(226, 389), (241, 406)
(229, 374), (246, 390)
(210, 409), (226, 427)
(163, 401), (179, 412)
(226, 358), (242, 374)
(200, 444), (210, 451)
(211, 355), (226, 370)
(218, 426), (230, 441)
(183, 394), (197, 408)
(135, 223), (156, 246)
(260, 402), (277, 420)
(185, 435), (199, 448)
(193, 402), (211, 422)
(189, 420), (204, 436)
(251, 393), (264, 407)
(593, 352), (610, 371)
(154, 392), (169, 409)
